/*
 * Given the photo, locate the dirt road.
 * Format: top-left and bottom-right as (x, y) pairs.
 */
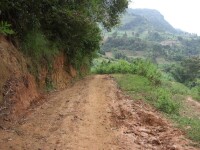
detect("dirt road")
(0, 75), (198, 149)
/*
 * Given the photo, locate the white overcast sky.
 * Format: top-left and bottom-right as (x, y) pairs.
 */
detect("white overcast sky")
(129, 0), (200, 35)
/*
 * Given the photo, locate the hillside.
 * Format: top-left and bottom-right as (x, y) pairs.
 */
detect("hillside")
(102, 8), (200, 64)
(119, 9), (177, 34)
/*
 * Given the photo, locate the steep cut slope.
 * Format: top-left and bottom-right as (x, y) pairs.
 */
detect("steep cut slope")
(0, 36), (39, 119)
(0, 36), (77, 120)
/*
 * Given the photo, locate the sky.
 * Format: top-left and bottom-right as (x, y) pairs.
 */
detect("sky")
(129, 0), (200, 35)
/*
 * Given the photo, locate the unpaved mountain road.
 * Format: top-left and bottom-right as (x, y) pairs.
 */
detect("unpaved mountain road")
(0, 75), (198, 150)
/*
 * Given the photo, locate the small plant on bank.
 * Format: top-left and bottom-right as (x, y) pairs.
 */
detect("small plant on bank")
(0, 21), (15, 35)
(155, 88), (180, 115)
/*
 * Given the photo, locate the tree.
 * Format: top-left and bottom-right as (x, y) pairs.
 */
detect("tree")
(0, 0), (129, 69)
(181, 56), (200, 82)
(169, 57), (200, 85)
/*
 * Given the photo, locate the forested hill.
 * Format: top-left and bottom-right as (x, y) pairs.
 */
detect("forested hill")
(120, 8), (177, 34)
(101, 8), (200, 86)
(102, 8), (200, 62)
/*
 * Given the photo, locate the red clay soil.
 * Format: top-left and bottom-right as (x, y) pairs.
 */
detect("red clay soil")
(0, 75), (198, 150)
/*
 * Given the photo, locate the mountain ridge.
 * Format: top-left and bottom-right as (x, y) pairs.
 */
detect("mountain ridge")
(119, 8), (179, 34)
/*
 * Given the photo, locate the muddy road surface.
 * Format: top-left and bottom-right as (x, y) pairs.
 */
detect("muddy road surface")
(0, 75), (198, 150)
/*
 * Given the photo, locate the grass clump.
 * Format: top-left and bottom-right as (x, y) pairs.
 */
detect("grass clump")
(172, 116), (200, 145)
(0, 21), (15, 35)
(155, 88), (180, 114)
(191, 86), (200, 101)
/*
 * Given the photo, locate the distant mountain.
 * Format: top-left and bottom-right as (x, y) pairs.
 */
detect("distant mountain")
(119, 8), (178, 34)
(101, 8), (200, 63)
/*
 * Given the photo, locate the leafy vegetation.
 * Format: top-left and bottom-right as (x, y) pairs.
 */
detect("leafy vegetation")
(0, 21), (15, 35)
(155, 88), (180, 114)
(22, 30), (58, 62)
(0, 0), (128, 65)
(164, 57), (200, 92)
(92, 59), (161, 85)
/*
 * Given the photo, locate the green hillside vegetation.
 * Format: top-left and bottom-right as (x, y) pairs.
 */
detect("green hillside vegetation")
(100, 8), (200, 89)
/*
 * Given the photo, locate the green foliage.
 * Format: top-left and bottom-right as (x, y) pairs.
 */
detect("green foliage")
(191, 85), (200, 101)
(181, 57), (200, 84)
(155, 89), (180, 114)
(102, 36), (147, 52)
(113, 51), (127, 60)
(0, 21), (15, 35)
(93, 59), (162, 85)
(45, 76), (54, 92)
(165, 57), (200, 86)
(22, 30), (58, 61)
(93, 60), (131, 74)
(0, 0), (128, 35)
(1, 0), (128, 74)
(132, 59), (162, 85)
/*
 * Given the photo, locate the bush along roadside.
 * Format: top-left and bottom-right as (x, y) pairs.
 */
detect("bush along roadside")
(92, 59), (162, 86)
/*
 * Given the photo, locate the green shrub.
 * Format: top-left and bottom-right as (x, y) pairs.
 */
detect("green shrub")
(0, 21), (15, 35)
(22, 30), (58, 62)
(92, 59), (161, 85)
(191, 86), (200, 101)
(92, 60), (132, 74)
(155, 89), (180, 114)
(132, 59), (162, 85)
